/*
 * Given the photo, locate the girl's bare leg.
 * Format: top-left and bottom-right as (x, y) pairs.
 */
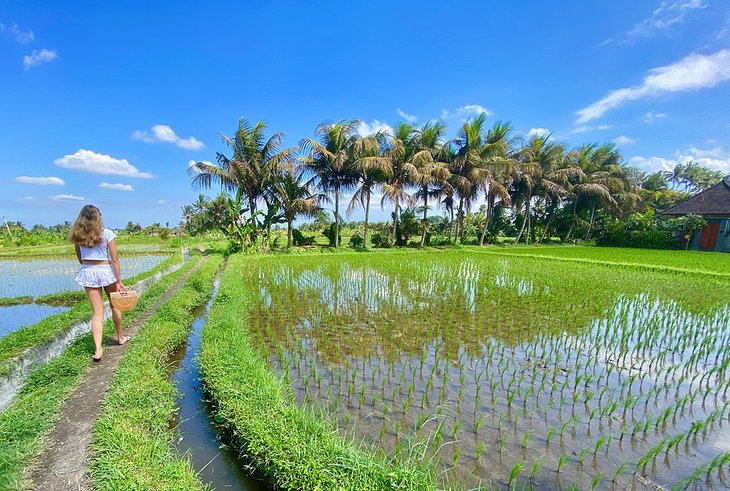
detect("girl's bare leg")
(104, 283), (127, 344)
(85, 287), (104, 359)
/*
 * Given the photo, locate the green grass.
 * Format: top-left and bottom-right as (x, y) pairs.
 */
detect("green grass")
(199, 254), (434, 491)
(0, 252), (183, 377)
(0, 256), (201, 490)
(0, 296), (33, 306)
(90, 255), (223, 491)
(464, 244), (730, 277)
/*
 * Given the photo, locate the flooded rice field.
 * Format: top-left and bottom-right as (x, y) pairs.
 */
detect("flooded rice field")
(0, 254), (169, 339)
(0, 255), (169, 298)
(240, 252), (730, 490)
(0, 303), (70, 338)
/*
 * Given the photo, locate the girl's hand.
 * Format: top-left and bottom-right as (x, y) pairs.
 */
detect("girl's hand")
(116, 281), (127, 292)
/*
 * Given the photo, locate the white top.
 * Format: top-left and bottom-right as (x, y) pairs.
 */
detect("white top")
(79, 228), (117, 260)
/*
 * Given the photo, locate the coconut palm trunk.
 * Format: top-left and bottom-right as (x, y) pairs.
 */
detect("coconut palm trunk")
(287, 218), (293, 247)
(584, 202), (597, 240)
(364, 190), (371, 248)
(392, 196), (399, 243)
(455, 197), (465, 244)
(479, 193), (493, 246)
(334, 185), (340, 247)
(420, 190), (428, 246)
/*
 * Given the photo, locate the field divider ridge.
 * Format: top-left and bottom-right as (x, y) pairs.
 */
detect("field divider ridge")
(0, 254), (201, 490)
(0, 252), (184, 409)
(87, 255), (224, 490)
(199, 254), (434, 491)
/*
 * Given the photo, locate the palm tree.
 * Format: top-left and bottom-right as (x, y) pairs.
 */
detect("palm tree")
(512, 134), (566, 244)
(270, 168), (323, 247)
(347, 133), (391, 247)
(299, 120), (360, 247)
(383, 123), (418, 242)
(412, 121), (450, 246)
(478, 121), (516, 246)
(450, 114), (489, 243)
(190, 118), (296, 239)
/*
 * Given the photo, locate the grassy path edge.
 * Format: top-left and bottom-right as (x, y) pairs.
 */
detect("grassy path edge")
(89, 255), (223, 491)
(199, 254), (434, 491)
(0, 254), (199, 490)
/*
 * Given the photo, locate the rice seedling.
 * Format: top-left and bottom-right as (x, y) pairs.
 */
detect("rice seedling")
(234, 249), (730, 490)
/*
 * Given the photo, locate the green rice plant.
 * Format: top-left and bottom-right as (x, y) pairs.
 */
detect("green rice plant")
(508, 462), (522, 489)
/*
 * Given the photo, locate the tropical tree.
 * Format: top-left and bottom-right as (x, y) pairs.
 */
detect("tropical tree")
(478, 121), (516, 245)
(512, 134), (566, 244)
(299, 120), (360, 247)
(270, 168), (323, 247)
(347, 133), (391, 247)
(412, 121), (450, 246)
(450, 114), (489, 243)
(383, 123), (418, 242)
(190, 118), (297, 246)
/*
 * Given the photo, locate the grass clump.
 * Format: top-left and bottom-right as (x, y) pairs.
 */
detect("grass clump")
(200, 254), (433, 491)
(0, 256), (199, 490)
(90, 254), (223, 491)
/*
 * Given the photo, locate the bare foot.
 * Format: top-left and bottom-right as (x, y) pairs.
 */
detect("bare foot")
(117, 335), (131, 346)
(92, 352), (103, 363)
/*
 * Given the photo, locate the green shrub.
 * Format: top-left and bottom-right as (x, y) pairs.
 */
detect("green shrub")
(349, 233), (365, 249)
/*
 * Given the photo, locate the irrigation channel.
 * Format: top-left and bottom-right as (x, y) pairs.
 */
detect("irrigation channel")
(169, 273), (266, 490)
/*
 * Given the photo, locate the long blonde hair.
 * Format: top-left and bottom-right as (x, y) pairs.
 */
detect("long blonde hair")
(68, 205), (104, 247)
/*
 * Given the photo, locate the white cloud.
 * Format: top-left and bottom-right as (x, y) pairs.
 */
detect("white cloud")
(613, 135), (638, 145)
(396, 108), (418, 123)
(576, 49), (730, 123)
(99, 182), (134, 192)
(643, 110), (668, 123)
(22, 48), (57, 70)
(50, 194), (84, 202)
(627, 0), (706, 39)
(131, 124), (205, 150)
(629, 144), (730, 173)
(571, 124), (613, 134)
(0, 23), (34, 43)
(54, 149), (154, 178)
(187, 159), (213, 175)
(157, 199), (171, 205)
(599, 38), (614, 47)
(527, 128), (551, 138)
(357, 120), (393, 138)
(20, 196), (35, 203)
(15, 176), (65, 186)
(440, 103), (493, 121)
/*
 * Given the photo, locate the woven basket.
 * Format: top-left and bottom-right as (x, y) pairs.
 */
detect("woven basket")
(110, 291), (138, 311)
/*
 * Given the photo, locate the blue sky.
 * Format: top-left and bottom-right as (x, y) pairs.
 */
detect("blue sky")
(1, 1), (729, 228)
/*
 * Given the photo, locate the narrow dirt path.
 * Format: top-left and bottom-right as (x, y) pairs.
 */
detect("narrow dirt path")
(28, 258), (205, 491)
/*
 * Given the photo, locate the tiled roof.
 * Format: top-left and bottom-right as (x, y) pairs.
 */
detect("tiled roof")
(662, 179), (730, 216)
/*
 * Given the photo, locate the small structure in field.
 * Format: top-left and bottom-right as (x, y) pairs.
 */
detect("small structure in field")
(663, 178), (730, 252)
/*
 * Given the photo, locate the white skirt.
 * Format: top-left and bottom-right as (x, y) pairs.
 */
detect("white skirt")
(75, 264), (117, 288)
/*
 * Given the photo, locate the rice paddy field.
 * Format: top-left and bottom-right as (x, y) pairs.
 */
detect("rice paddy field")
(0, 254), (170, 338)
(235, 248), (730, 490)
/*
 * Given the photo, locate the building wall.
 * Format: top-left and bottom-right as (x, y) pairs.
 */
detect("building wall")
(691, 218), (730, 252)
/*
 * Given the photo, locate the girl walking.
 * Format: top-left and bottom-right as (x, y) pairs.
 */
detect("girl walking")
(68, 205), (128, 362)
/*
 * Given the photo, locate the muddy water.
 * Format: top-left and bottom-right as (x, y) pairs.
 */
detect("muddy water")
(242, 256), (730, 490)
(169, 278), (265, 491)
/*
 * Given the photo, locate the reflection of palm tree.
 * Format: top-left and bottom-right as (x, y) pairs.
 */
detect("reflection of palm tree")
(347, 134), (391, 247)
(300, 120), (360, 247)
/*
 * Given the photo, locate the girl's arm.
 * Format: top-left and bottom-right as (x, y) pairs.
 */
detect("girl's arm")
(74, 244), (82, 264)
(107, 239), (126, 291)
